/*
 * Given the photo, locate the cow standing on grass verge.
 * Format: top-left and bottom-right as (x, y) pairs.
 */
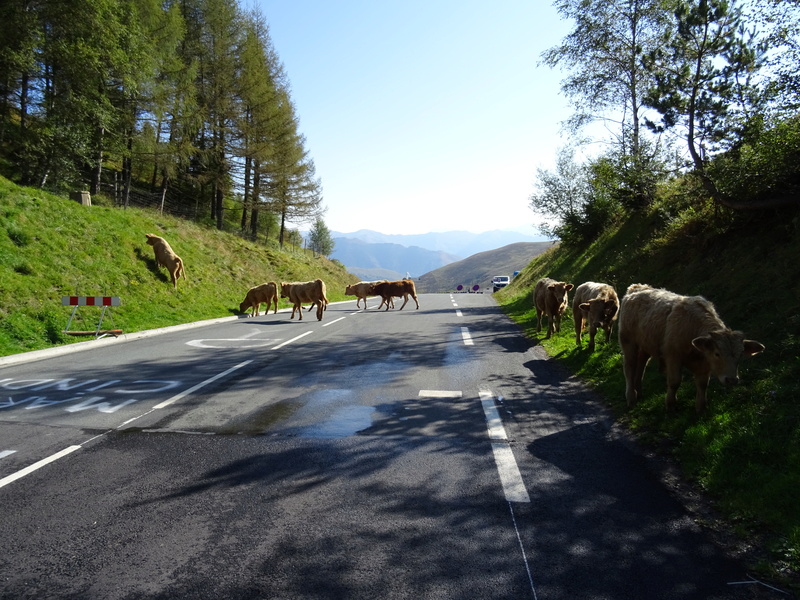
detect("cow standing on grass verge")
(280, 279), (328, 321)
(533, 277), (573, 338)
(573, 281), (619, 351)
(239, 282), (279, 317)
(372, 280), (419, 311)
(617, 284), (765, 413)
(145, 234), (186, 290)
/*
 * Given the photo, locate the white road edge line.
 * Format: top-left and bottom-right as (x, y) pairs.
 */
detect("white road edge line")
(153, 360), (253, 410)
(0, 445), (81, 489)
(461, 327), (474, 346)
(479, 390), (530, 503)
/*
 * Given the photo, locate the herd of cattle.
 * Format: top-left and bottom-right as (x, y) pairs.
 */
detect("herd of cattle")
(144, 234), (764, 414)
(238, 278), (420, 321)
(533, 277), (765, 413)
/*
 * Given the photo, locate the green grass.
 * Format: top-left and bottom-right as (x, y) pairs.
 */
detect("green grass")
(496, 203), (800, 586)
(0, 176), (358, 355)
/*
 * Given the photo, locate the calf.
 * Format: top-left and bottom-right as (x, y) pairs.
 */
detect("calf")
(145, 233), (186, 290)
(345, 281), (385, 309)
(617, 284), (765, 413)
(372, 280), (419, 311)
(239, 282), (279, 317)
(573, 281), (619, 351)
(280, 279), (328, 321)
(533, 277), (573, 338)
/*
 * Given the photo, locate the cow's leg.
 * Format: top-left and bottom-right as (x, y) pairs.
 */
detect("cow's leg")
(412, 295), (419, 309)
(622, 348), (638, 407)
(399, 294), (409, 310)
(574, 312), (584, 346)
(546, 313), (554, 338)
(254, 302), (260, 317)
(535, 308), (543, 332)
(693, 374), (711, 413)
(384, 295), (392, 311)
(588, 324), (597, 352)
(664, 360), (683, 411)
(554, 313), (561, 333)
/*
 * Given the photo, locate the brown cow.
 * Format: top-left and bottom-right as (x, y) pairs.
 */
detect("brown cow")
(533, 277), (573, 338)
(145, 233), (186, 290)
(239, 282), (279, 317)
(345, 281), (385, 309)
(617, 284), (765, 413)
(573, 281), (619, 351)
(280, 279), (328, 321)
(372, 279), (419, 311)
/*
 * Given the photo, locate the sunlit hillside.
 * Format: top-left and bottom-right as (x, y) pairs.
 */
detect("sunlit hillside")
(0, 177), (358, 357)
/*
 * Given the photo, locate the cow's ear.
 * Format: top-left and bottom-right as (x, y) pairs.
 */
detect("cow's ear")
(743, 340), (765, 356)
(566, 284), (574, 291)
(579, 303), (590, 311)
(692, 336), (715, 352)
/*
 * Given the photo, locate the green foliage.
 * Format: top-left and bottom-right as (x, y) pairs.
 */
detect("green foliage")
(0, 177), (358, 356)
(496, 195), (800, 583)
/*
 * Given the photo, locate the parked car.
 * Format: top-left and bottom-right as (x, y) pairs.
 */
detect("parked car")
(492, 275), (510, 292)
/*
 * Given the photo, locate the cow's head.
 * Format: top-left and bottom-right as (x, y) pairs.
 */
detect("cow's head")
(548, 282), (574, 308)
(692, 330), (765, 386)
(238, 300), (249, 314)
(580, 298), (618, 331)
(279, 283), (290, 298)
(345, 285), (353, 295)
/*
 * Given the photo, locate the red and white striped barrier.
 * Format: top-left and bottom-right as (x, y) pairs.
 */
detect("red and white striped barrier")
(61, 296), (121, 307)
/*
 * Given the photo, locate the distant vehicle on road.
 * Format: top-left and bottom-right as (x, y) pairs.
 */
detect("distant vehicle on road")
(492, 275), (510, 293)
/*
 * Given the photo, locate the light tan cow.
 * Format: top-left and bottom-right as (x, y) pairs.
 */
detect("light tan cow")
(573, 281), (619, 351)
(280, 279), (328, 321)
(533, 277), (574, 338)
(239, 282), (279, 317)
(372, 280), (419, 311)
(617, 284), (765, 413)
(145, 233), (186, 290)
(345, 281), (386, 309)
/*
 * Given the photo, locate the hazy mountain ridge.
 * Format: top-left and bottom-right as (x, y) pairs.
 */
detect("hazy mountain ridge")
(417, 242), (555, 293)
(330, 229), (547, 279)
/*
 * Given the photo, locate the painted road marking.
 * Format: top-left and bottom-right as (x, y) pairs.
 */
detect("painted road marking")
(322, 317), (346, 327)
(272, 331), (313, 350)
(456, 310), (463, 317)
(479, 390), (530, 504)
(153, 360), (253, 410)
(0, 450), (17, 459)
(419, 390), (463, 399)
(461, 327), (474, 346)
(0, 445), (81, 489)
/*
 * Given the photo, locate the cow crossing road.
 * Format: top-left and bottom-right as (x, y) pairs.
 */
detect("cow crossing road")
(0, 293), (783, 599)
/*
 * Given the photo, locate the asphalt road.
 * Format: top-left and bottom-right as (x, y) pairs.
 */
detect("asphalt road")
(0, 293), (788, 599)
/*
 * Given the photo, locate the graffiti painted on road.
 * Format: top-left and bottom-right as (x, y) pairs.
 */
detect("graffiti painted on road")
(0, 378), (181, 413)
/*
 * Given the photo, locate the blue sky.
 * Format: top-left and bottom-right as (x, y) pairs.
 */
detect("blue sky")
(253, 1), (573, 235)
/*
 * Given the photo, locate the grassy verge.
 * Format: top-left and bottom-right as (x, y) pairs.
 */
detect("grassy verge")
(495, 205), (800, 586)
(0, 176), (358, 356)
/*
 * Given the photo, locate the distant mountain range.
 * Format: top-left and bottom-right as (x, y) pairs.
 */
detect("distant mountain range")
(330, 229), (548, 280)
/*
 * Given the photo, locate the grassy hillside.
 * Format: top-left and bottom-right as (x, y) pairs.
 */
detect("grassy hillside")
(417, 241), (553, 293)
(0, 176), (358, 356)
(496, 200), (800, 585)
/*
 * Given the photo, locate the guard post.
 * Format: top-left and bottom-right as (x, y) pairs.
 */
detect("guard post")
(62, 296), (122, 338)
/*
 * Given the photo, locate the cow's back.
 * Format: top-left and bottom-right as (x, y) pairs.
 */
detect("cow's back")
(618, 286), (676, 357)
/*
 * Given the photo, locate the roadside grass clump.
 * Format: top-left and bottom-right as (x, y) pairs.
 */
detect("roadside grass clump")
(495, 202), (800, 585)
(0, 176), (358, 356)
